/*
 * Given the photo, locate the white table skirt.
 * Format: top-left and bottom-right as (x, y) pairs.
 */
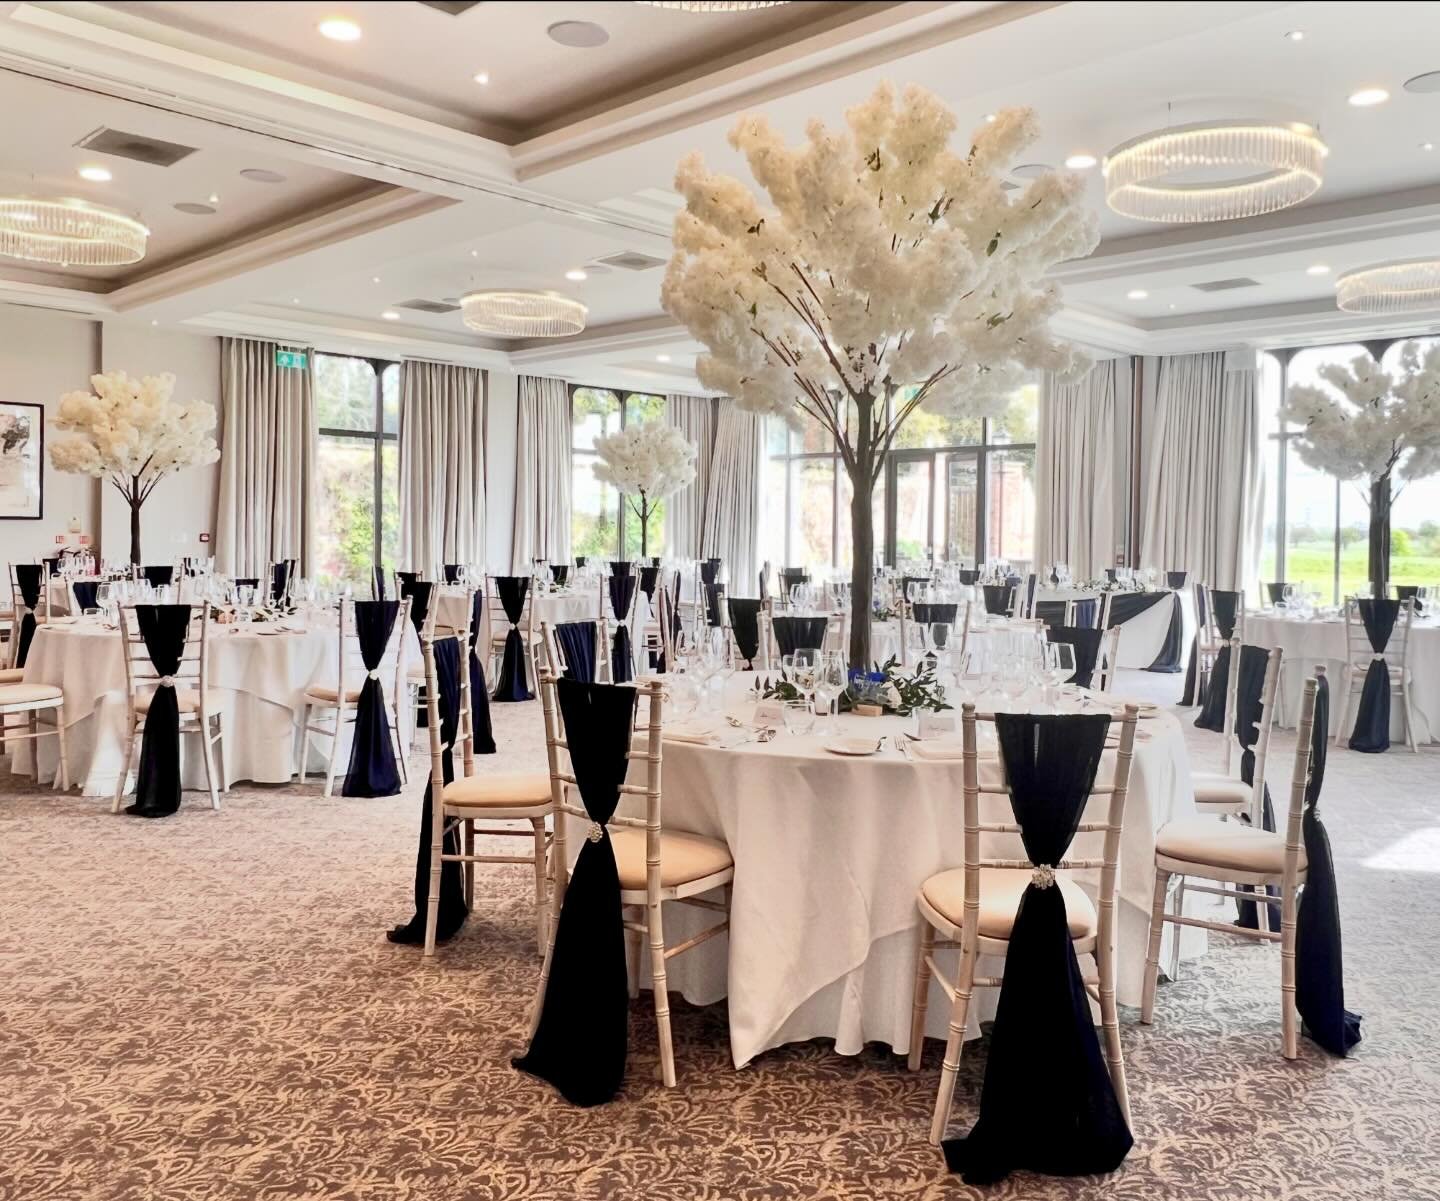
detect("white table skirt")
(593, 685), (1203, 1068)
(1245, 613), (1440, 743)
(16, 618), (418, 796)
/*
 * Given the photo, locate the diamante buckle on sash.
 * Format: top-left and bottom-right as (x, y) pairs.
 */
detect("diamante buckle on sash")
(1031, 864), (1056, 889)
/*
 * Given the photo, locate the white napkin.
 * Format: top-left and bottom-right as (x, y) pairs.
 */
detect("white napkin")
(909, 739), (967, 761)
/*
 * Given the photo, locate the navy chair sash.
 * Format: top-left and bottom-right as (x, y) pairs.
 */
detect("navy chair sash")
(1295, 672), (1363, 1054)
(71, 579), (100, 612)
(550, 564), (570, 586)
(772, 615), (826, 657)
(981, 584), (1014, 616)
(1193, 589), (1243, 730)
(704, 582), (726, 628)
(270, 560), (293, 604)
(466, 590), (496, 755)
(575, 556), (588, 569)
(492, 576), (533, 701)
(443, 563), (462, 584)
(125, 604), (192, 819)
(142, 565), (174, 588)
(1348, 598), (1400, 753)
(700, 558), (722, 587)
(554, 620), (599, 683)
(514, 679), (637, 1106)
(1266, 581), (1287, 605)
(370, 565), (387, 600)
(638, 565), (660, 600)
(342, 600), (402, 798)
(727, 598), (762, 666)
(1166, 570), (1188, 589)
(958, 569), (979, 586)
(912, 602), (959, 628)
(608, 574), (638, 683)
(13, 563), (43, 667)
(1047, 625), (1103, 689)
(778, 567), (809, 599)
(943, 713), (1131, 1183)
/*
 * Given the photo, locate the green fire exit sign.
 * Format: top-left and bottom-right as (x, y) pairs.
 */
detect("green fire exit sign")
(275, 349), (307, 369)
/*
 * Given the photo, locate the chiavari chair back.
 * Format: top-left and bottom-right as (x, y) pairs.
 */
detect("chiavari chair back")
(1334, 596), (1416, 751)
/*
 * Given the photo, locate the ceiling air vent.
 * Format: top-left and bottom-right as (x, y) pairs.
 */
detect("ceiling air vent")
(397, 298), (461, 314)
(1190, 277), (1261, 293)
(417, 0), (482, 13)
(596, 251), (667, 272)
(74, 127), (197, 167)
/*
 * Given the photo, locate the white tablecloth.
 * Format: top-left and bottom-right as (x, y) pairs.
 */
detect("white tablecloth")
(1245, 613), (1440, 743)
(16, 617), (418, 795)
(1035, 587), (1193, 671)
(605, 683), (1202, 1067)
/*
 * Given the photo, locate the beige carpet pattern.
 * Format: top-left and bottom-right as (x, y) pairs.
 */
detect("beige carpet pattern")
(2, 675), (1439, 1201)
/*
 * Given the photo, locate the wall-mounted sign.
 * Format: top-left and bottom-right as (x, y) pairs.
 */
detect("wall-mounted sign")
(275, 349), (307, 370)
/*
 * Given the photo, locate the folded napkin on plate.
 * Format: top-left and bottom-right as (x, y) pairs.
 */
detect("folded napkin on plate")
(909, 739), (966, 761)
(662, 724), (716, 745)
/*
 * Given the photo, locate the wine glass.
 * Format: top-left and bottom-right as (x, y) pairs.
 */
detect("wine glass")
(812, 650), (846, 735)
(1044, 642), (1075, 710)
(792, 648), (819, 714)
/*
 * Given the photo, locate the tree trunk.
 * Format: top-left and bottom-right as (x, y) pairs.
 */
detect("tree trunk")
(638, 495), (649, 559)
(1369, 474), (1391, 598)
(847, 389), (877, 672)
(129, 498), (143, 567)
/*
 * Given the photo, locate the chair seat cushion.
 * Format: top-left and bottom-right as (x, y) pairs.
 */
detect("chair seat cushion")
(305, 684), (365, 704)
(1157, 816), (1303, 875)
(0, 667), (26, 683)
(611, 827), (732, 891)
(921, 866), (1098, 940)
(0, 682), (63, 705)
(1192, 772), (1252, 806)
(137, 688), (222, 713)
(443, 771), (552, 809)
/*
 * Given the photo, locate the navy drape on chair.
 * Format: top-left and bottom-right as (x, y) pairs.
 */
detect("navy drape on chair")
(638, 565), (660, 601)
(1227, 644), (1280, 931)
(1047, 626), (1104, 688)
(912, 602), (959, 628)
(388, 636), (467, 946)
(772, 616), (826, 657)
(778, 567), (808, 600)
(71, 580), (100, 611)
(1348, 598), (1400, 753)
(396, 570), (419, 595)
(1166, 571), (1188, 589)
(402, 580), (434, 635)
(943, 713), (1132, 1184)
(514, 680), (636, 1106)
(575, 556), (588, 569)
(1104, 568), (1117, 583)
(700, 558), (722, 587)
(12, 563), (43, 667)
(443, 564), (462, 583)
(608, 574), (638, 683)
(1266, 581), (1288, 606)
(1034, 600), (1066, 632)
(727, 599), (762, 667)
(982, 584), (1014, 616)
(234, 577), (260, 593)
(370, 565), (387, 600)
(270, 560), (293, 604)
(342, 600), (402, 798)
(958, 569), (979, 586)
(492, 576), (533, 701)
(1193, 590), (1241, 730)
(550, 564), (570, 586)
(704, 583), (726, 627)
(467, 590), (495, 755)
(142, 565), (174, 588)
(125, 604), (192, 819)
(554, 621), (599, 682)
(1296, 671), (1363, 1055)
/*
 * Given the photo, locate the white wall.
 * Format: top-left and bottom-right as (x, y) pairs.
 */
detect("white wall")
(0, 305), (101, 562)
(485, 366), (518, 573)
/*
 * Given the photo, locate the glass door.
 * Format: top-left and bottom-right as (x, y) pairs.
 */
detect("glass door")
(943, 451), (980, 566)
(885, 453), (935, 565)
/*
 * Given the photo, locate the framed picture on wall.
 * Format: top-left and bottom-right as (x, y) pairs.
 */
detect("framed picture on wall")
(0, 401), (44, 520)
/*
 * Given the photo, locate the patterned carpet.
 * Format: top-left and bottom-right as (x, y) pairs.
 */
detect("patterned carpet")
(2, 672), (1439, 1201)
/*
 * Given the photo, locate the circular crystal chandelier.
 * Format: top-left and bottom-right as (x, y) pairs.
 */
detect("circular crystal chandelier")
(461, 290), (587, 338)
(1103, 120), (1327, 223)
(637, 2), (788, 10)
(1336, 260), (1440, 315)
(0, 195), (149, 266)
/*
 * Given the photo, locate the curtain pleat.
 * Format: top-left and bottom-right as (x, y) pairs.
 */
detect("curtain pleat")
(700, 400), (762, 597)
(215, 337), (315, 578)
(511, 375), (572, 570)
(399, 359), (486, 575)
(665, 393), (716, 558)
(1036, 361), (1117, 580)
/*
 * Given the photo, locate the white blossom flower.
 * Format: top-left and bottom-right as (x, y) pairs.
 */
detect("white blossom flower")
(592, 422), (698, 501)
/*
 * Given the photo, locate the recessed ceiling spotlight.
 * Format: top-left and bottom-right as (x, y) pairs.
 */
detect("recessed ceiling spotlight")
(78, 165), (112, 182)
(381, 310), (400, 320)
(1285, 29), (1304, 41)
(983, 113), (997, 123)
(150, 319), (158, 326)
(207, 192), (219, 205)
(1168, 303), (1176, 310)
(372, 276), (381, 283)
(547, 20), (608, 48)
(1126, 289), (1149, 300)
(656, 354), (671, 363)
(1011, 163), (1052, 179)
(173, 202), (216, 215)
(470, 249), (478, 258)
(1403, 70), (1440, 94)
(292, 297), (300, 304)
(239, 168), (286, 184)
(1064, 153), (1097, 170)
(1307, 264), (1331, 276)
(1348, 87), (1390, 107)
(565, 269), (588, 281)
(1423, 142), (1436, 152)
(318, 17), (362, 41)
(473, 71), (490, 85)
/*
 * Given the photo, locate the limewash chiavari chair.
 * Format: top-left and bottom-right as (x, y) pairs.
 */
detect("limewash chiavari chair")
(1334, 596), (1417, 752)
(420, 631), (554, 955)
(0, 678), (68, 787)
(530, 673), (733, 1087)
(1193, 583), (1243, 706)
(757, 609), (842, 671)
(299, 596), (411, 798)
(1192, 639), (1282, 821)
(540, 618), (602, 684)
(487, 574), (542, 690)
(436, 586), (479, 772)
(598, 562), (642, 684)
(5, 563), (51, 675)
(112, 602), (223, 811)
(1143, 670), (1324, 1058)
(908, 703), (1140, 1143)
(1095, 624), (1122, 693)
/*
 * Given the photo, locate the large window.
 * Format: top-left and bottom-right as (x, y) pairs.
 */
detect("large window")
(1258, 336), (1440, 603)
(762, 380), (1038, 571)
(314, 354), (400, 587)
(570, 388), (666, 559)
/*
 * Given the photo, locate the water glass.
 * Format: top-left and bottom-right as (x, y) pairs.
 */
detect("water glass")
(781, 698), (814, 737)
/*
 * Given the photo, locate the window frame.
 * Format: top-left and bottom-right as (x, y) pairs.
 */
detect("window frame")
(568, 384), (667, 560)
(315, 353), (400, 573)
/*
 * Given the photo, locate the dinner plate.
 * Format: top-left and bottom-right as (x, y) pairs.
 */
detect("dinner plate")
(824, 737), (883, 756)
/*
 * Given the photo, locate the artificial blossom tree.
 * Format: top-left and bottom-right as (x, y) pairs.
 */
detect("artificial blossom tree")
(592, 421), (698, 558)
(1282, 340), (1440, 596)
(48, 370), (220, 566)
(662, 82), (1097, 669)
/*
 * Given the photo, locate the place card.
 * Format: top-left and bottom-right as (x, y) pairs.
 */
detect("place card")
(753, 700), (785, 727)
(917, 711), (957, 739)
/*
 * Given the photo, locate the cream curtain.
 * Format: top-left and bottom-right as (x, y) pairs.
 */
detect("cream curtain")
(1140, 350), (1261, 590)
(701, 399), (762, 595)
(510, 374), (572, 570)
(398, 359), (486, 575)
(1036, 361), (1118, 580)
(215, 337), (315, 577)
(664, 392), (716, 558)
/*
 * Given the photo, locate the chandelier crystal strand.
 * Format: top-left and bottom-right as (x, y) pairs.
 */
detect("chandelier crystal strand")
(1336, 260), (1440, 315)
(637, 1), (788, 10)
(460, 290), (587, 337)
(1104, 121), (1327, 223)
(0, 196), (149, 266)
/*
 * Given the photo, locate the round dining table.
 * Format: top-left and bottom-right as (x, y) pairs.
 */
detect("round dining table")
(15, 614), (418, 796)
(600, 677), (1204, 1068)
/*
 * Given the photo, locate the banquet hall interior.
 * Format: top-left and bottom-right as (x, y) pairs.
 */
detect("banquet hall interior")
(3, 1), (1440, 1197)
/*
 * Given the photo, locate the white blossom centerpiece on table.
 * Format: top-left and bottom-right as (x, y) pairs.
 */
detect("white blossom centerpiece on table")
(662, 81), (1097, 669)
(48, 370), (220, 566)
(1282, 341), (1440, 596)
(592, 422), (698, 558)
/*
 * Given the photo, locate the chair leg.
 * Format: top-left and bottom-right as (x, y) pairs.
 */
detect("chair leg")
(422, 811), (445, 957)
(528, 869), (565, 1042)
(907, 919), (935, 1070)
(112, 723), (136, 814)
(323, 705), (343, 799)
(1096, 943), (1130, 1127)
(647, 890), (676, 1087)
(1402, 679), (1418, 753)
(625, 906), (642, 1000)
(200, 721), (221, 811)
(531, 817), (547, 951)
(54, 707), (70, 793)
(298, 704), (311, 783)
(1167, 875), (1187, 982)
(928, 934), (978, 1145)
(1141, 868), (1169, 1024)
(1332, 674), (1352, 747)
(463, 821), (475, 909)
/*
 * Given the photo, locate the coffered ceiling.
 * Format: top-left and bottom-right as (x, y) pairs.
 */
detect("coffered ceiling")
(2, 0), (1439, 393)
